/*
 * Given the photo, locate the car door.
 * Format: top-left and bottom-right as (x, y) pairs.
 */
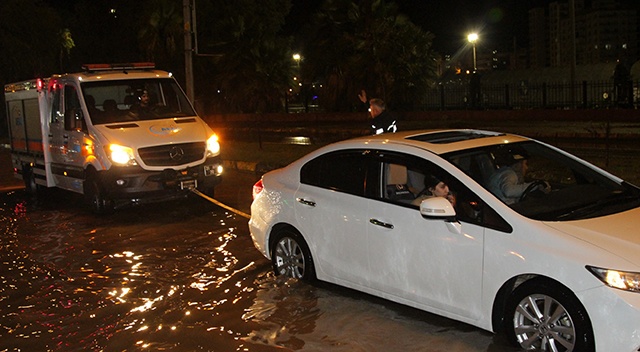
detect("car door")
(293, 149), (377, 287)
(366, 152), (488, 321)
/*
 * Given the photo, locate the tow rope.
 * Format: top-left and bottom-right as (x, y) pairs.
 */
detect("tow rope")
(190, 188), (251, 219)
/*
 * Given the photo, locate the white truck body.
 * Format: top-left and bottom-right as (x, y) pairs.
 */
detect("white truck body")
(4, 63), (222, 212)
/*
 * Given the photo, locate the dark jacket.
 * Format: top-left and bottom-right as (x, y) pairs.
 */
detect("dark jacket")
(371, 110), (397, 135)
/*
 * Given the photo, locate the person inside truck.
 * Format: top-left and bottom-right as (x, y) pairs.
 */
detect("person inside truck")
(103, 99), (119, 114)
(85, 95), (101, 118)
(85, 95), (105, 124)
(129, 89), (154, 117)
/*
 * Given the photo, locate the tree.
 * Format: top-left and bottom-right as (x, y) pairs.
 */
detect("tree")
(0, 0), (62, 137)
(301, 0), (437, 111)
(0, 0), (61, 82)
(194, 0), (294, 114)
(59, 28), (75, 71)
(69, 0), (143, 67)
(137, 0), (185, 74)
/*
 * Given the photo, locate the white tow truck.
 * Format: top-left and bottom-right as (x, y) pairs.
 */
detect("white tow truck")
(4, 63), (223, 213)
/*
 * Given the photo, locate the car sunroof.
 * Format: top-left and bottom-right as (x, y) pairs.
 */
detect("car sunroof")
(406, 130), (504, 144)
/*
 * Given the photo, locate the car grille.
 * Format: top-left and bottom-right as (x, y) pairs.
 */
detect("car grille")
(138, 142), (205, 166)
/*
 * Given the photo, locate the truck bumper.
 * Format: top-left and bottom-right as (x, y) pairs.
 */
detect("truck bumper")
(99, 156), (223, 202)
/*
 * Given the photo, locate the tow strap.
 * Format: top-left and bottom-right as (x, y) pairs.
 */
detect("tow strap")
(190, 188), (251, 219)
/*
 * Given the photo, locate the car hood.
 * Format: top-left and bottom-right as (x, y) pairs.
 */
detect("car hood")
(544, 206), (640, 267)
(95, 117), (211, 147)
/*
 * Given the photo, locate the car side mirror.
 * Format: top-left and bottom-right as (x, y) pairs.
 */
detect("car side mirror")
(420, 197), (456, 221)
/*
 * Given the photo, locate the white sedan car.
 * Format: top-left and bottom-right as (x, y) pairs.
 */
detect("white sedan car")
(249, 129), (640, 352)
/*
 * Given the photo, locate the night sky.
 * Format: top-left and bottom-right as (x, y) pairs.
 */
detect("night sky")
(287, 0), (640, 55)
(395, 0), (551, 53)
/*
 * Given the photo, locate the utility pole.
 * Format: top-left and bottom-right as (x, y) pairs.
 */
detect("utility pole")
(569, 0), (577, 108)
(183, 0), (195, 102)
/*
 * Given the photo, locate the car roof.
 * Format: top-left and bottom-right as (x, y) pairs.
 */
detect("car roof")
(342, 129), (530, 155)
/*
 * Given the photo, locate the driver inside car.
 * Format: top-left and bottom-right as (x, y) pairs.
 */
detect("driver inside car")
(488, 147), (550, 204)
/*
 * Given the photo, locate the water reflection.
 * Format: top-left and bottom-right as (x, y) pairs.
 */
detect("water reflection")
(0, 190), (514, 351)
(243, 275), (320, 349)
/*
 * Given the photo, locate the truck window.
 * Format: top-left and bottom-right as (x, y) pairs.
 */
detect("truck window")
(64, 85), (84, 131)
(50, 84), (62, 124)
(81, 78), (195, 124)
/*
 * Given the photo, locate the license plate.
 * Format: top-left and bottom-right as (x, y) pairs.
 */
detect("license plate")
(180, 179), (197, 190)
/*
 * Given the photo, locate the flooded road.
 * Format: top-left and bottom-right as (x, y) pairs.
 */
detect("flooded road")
(0, 181), (517, 351)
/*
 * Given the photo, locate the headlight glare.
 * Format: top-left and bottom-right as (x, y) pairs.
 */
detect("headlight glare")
(108, 144), (137, 166)
(206, 134), (221, 156)
(587, 266), (640, 292)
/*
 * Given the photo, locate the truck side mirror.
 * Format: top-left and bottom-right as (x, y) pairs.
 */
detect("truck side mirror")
(65, 108), (86, 131)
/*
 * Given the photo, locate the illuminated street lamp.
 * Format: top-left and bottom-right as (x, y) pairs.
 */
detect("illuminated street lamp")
(467, 33), (478, 71)
(292, 53), (301, 67)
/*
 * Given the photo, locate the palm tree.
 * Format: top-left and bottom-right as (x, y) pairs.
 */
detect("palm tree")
(137, 0), (184, 73)
(59, 28), (75, 71)
(0, 0), (60, 81)
(302, 0), (437, 111)
(196, 0), (294, 114)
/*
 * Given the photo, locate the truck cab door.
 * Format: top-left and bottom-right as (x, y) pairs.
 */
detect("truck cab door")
(49, 83), (90, 192)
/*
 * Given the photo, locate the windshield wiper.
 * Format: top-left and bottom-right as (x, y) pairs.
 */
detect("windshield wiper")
(557, 193), (640, 220)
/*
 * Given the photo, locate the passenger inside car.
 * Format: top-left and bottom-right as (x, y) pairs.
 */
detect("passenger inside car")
(412, 174), (456, 207)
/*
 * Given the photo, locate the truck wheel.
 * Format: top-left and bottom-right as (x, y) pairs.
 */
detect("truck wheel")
(23, 167), (41, 196)
(84, 173), (114, 214)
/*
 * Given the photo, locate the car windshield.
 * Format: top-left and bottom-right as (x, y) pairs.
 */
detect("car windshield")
(81, 78), (196, 124)
(444, 141), (640, 221)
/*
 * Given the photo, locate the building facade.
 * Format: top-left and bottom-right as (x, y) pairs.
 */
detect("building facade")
(529, 0), (638, 68)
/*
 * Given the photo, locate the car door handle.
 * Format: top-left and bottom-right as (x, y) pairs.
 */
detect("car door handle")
(369, 218), (394, 229)
(296, 197), (316, 207)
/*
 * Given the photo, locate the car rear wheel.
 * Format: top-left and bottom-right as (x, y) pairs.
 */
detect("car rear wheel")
(271, 229), (315, 281)
(505, 279), (594, 352)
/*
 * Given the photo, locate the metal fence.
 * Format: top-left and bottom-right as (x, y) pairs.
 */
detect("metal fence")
(422, 80), (639, 110)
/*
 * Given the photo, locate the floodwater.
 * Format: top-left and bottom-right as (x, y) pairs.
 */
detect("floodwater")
(0, 189), (517, 352)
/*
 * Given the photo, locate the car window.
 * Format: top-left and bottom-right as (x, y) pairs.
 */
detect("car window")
(445, 141), (640, 221)
(300, 150), (373, 197)
(377, 152), (512, 232)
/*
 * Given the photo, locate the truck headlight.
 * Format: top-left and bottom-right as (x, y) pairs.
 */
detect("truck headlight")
(587, 266), (640, 293)
(107, 144), (137, 166)
(206, 134), (220, 157)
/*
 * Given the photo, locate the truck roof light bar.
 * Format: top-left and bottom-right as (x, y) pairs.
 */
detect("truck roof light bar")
(4, 79), (39, 93)
(82, 62), (156, 72)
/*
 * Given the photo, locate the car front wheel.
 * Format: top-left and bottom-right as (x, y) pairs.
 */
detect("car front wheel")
(505, 279), (594, 352)
(271, 229), (315, 281)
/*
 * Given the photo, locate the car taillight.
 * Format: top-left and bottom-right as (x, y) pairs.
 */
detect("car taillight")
(252, 179), (264, 200)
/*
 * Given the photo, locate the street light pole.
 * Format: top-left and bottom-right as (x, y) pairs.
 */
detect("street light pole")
(468, 33), (478, 71)
(183, 0), (195, 102)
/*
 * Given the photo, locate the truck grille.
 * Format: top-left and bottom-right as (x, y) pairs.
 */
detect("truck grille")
(138, 142), (206, 166)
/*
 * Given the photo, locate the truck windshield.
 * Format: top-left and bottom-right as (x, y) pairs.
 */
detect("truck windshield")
(81, 78), (196, 124)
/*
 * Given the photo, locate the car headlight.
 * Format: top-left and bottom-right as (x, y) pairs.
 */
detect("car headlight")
(587, 266), (640, 293)
(206, 134), (220, 157)
(107, 144), (137, 166)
